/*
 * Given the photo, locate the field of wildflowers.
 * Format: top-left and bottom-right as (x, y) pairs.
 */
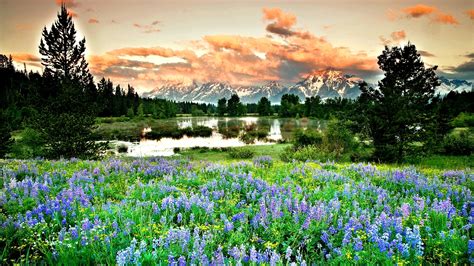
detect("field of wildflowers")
(0, 157), (472, 264)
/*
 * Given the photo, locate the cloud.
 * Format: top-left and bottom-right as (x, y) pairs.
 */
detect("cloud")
(402, 4), (436, 18)
(88, 18), (99, 24)
(419, 50), (435, 57)
(11, 53), (42, 68)
(55, 0), (79, 8)
(88, 7), (378, 91)
(466, 9), (474, 20)
(133, 21), (161, 33)
(433, 13), (459, 25)
(67, 9), (78, 18)
(390, 30), (406, 42)
(379, 30), (406, 45)
(464, 52), (474, 59)
(440, 59), (474, 80)
(397, 5), (459, 25)
(262, 7), (313, 39)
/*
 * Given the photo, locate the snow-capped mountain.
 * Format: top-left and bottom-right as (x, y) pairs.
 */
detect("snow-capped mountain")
(143, 70), (472, 103)
(436, 77), (473, 96)
(286, 70), (364, 100)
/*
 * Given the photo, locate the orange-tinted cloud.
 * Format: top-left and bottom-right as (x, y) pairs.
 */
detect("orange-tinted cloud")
(55, 0), (79, 8)
(133, 21), (161, 33)
(262, 7), (313, 39)
(88, 7), (378, 91)
(379, 30), (406, 46)
(467, 10), (474, 20)
(67, 9), (78, 18)
(88, 18), (99, 24)
(11, 53), (40, 62)
(434, 13), (459, 25)
(402, 4), (436, 18)
(391, 30), (406, 42)
(11, 53), (42, 68)
(398, 5), (459, 25)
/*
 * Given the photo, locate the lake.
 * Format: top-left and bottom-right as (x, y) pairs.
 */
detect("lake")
(110, 117), (324, 157)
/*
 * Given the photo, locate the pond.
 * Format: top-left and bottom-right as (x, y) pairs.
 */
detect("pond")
(109, 117), (324, 157)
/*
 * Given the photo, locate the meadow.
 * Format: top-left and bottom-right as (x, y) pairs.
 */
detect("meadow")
(1, 157), (472, 265)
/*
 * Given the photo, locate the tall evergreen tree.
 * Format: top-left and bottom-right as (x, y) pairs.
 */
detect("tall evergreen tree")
(257, 97), (272, 116)
(358, 43), (439, 162)
(217, 98), (227, 116)
(35, 5), (106, 159)
(39, 4), (93, 87)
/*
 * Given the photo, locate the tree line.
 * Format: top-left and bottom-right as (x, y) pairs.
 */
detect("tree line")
(0, 4), (472, 161)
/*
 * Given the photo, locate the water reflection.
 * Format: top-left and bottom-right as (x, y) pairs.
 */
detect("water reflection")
(112, 117), (323, 157)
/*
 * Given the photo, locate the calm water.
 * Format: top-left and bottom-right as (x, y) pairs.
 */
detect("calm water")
(112, 117), (324, 157)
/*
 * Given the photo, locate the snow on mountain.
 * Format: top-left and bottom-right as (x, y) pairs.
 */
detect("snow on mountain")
(143, 71), (472, 103)
(436, 77), (473, 96)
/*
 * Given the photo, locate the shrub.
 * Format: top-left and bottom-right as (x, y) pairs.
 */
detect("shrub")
(117, 144), (128, 153)
(450, 112), (474, 128)
(322, 119), (358, 160)
(442, 131), (473, 155)
(293, 129), (323, 149)
(280, 145), (335, 162)
(228, 147), (255, 159)
(190, 126), (213, 137)
(219, 125), (241, 139)
(10, 128), (45, 159)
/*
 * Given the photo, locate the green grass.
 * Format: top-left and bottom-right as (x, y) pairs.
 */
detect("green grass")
(177, 144), (291, 162)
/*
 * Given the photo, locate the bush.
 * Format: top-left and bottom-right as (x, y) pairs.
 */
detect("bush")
(219, 125), (241, 139)
(293, 129), (323, 149)
(228, 147), (255, 159)
(322, 119), (358, 160)
(190, 126), (213, 137)
(280, 145), (335, 162)
(450, 112), (474, 128)
(10, 128), (45, 159)
(117, 144), (128, 153)
(441, 131), (473, 155)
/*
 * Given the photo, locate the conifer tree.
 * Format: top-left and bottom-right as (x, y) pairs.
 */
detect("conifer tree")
(359, 43), (439, 162)
(39, 4), (93, 87)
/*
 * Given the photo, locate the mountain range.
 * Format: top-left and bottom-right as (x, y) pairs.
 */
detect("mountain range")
(143, 70), (473, 103)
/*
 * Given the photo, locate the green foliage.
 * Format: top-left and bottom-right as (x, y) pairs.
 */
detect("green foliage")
(0, 110), (13, 158)
(358, 43), (439, 162)
(279, 94), (301, 117)
(33, 82), (107, 159)
(127, 107), (135, 118)
(228, 147), (255, 159)
(227, 94), (246, 117)
(217, 98), (227, 116)
(10, 128), (45, 159)
(322, 119), (358, 160)
(441, 130), (473, 155)
(293, 129), (323, 149)
(450, 112), (474, 128)
(137, 103), (144, 117)
(39, 4), (93, 87)
(257, 97), (272, 116)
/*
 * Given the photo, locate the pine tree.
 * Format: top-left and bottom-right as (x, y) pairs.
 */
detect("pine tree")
(359, 43), (439, 162)
(217, 98), (227, 116)
(35, 5), (106, 159)
(0, 110), (13, 158)
(39, 4), (93, 87)
(257, 97), (272, 116)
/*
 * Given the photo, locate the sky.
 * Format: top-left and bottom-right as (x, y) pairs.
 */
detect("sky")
(1, 0), (473, 92)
